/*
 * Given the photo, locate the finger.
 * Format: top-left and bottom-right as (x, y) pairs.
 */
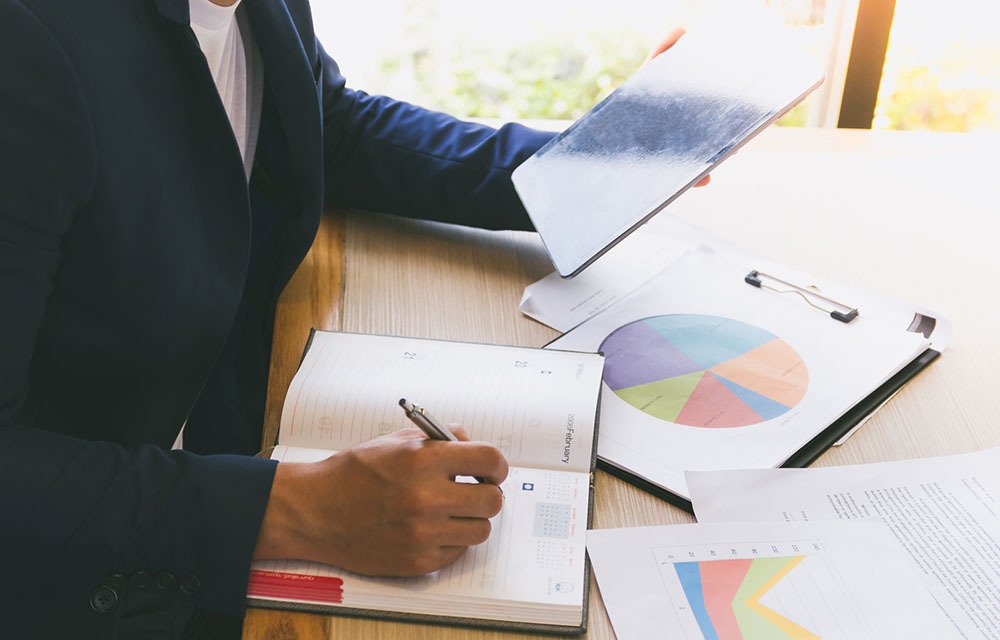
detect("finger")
(436, 546), (469, 569)
(434, 441), (509, 486)
(437, 517), (494, 546)
(385, 427), (430, 441)
(646, 26), (686, 62)
(433, 481), (505, 518)
(694, 174), (711, 187)
(447, 424), (470, 441)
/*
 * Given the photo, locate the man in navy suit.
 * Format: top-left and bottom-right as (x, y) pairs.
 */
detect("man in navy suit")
(0, 0), (553, 635)
(0, 0), (699, 636)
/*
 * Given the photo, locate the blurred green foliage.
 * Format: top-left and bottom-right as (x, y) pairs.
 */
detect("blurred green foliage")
(379, 31), (651, 120)
(875, 44), (1000, 132)
(777, 101), (808, 127)
(379, 31), (811, 126)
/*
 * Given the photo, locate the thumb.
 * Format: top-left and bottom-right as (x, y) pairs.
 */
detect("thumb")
(447, 424), (470, 441)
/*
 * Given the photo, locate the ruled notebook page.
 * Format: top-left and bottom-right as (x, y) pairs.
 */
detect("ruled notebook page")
(277, 331), (603, 473)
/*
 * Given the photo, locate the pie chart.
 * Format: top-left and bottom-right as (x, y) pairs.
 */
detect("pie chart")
(598, 314), (808, 428)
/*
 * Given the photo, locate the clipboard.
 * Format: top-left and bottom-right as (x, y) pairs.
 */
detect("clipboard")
(543, 246), (947, 512)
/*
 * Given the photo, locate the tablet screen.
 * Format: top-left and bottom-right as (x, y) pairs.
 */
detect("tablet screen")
(511, 26), (824, 277)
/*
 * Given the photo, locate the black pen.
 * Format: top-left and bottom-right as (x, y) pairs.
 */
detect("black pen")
(398, 398), (488, 485)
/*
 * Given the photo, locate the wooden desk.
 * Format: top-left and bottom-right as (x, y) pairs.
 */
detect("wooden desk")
(243, 127), (1000, 639)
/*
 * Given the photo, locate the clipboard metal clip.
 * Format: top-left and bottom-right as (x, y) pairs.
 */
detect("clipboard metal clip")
(745, 270), (859, 323)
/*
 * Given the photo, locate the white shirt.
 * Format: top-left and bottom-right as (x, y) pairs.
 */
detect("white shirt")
(188, 0), (251, 161)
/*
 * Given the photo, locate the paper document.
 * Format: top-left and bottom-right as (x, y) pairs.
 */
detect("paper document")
(519, 216), (742, 332)
(587, 520), (960, 640)
(688, 448), (1000, 639)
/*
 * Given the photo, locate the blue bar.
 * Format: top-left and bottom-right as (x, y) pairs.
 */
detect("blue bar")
(674, 562), (720, 640)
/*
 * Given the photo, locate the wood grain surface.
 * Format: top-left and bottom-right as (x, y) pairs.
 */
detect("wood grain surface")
(244, 127), (1000, 639)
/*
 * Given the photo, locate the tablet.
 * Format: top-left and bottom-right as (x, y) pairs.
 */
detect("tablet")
(511, 25), (824, 277)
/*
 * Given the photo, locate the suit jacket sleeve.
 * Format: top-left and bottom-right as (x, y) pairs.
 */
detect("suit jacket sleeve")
(317, 44), (555, 231)
(0, 4), (276, 633)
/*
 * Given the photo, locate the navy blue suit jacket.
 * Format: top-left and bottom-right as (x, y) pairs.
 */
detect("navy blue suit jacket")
(0, 0), (551, 635)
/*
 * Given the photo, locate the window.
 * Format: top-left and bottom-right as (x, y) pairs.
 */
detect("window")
(873, 0), (1000, 132)
(311, 0), (853, 127)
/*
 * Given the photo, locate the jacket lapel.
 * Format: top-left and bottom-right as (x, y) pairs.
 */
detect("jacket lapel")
(150, 0), (325, 297)
(152, 0), (324, 215)
(152, 0), (188, 25)
(243, 0), (324, 216)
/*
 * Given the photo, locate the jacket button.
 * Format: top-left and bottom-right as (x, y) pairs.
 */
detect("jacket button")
(89, 585), (119, 614)
(179, 573), (202, 597)
(130, 570), (154, 589)
(155, 571), (177, 591)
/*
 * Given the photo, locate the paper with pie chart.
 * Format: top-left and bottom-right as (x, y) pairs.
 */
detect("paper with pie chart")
(586, 521), (962, 640)
(600, 314), (808, 429)
(548, 248), (931, 500)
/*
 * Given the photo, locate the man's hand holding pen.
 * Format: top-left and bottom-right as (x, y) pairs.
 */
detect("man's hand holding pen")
(253, 426), (508, 576)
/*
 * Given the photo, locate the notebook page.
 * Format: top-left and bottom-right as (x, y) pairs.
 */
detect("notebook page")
(278, 332), (603, 473)
(249, 461), (590, 623)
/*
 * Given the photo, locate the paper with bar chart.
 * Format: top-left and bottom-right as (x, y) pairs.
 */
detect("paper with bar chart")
(688, 448), (1000, 639)
(586, 521), (960, 640)
(549, 248), (930, 500)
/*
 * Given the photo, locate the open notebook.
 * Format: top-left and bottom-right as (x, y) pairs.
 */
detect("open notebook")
(247, 331), (604, 635)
